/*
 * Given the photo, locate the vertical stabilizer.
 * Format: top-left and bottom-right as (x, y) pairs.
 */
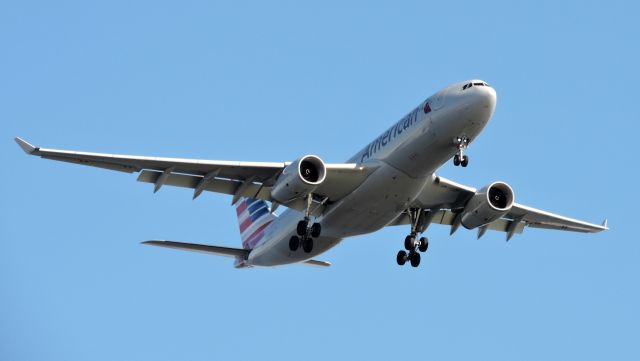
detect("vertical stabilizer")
(234, 198), (276, 249)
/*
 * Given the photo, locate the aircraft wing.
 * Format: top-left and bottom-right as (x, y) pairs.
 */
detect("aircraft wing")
(15, 137), (375, 214)
(398, 175), (608, 239)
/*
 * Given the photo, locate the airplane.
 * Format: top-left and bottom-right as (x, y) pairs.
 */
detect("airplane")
(15, 79), (608, 268)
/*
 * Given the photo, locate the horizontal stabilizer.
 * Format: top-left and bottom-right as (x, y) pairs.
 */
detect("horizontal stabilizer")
(143, 240), (331, 267)
(302, 259), (332, 267)
(143, 240), (248, 259)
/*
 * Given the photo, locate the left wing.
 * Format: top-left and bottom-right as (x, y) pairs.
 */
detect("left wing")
(15, 137), (375, 214)
(395, 175), (608, 239)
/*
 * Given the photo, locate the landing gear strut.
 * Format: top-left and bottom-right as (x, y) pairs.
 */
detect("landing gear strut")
(289, 194), (322, 253)
(452, 136), (470, 167)
(396, 208), (430, 268)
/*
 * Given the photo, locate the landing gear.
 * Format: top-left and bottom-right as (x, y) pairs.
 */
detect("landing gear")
(296, 220), (308, 236)
(396, 250), (421, 267)
(291, 194), (322, 254)
(452, 136), (470, 167)
(418, 237), (429, 252)
(311, 223), (322, 238)
(302, 237), (314, 253)
(396, 208), (430, 268)
(397, 250), (407, 265)
(410, 252), (421, 267)
(289, 236), (300, 251)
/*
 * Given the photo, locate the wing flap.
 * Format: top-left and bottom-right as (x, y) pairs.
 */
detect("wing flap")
(137, 170), (323, 215)
(137, 170), (272, 200)
(390, 210), (525, 234)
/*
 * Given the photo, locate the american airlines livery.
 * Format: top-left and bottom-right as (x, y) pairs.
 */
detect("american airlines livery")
(16, 80), (608, 268)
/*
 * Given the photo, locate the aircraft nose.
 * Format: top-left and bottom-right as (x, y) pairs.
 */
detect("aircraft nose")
(468, 83), (497, 118)
(476, 85), (496, 109)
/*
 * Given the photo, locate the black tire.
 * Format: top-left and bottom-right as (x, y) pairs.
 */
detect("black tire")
(461, 155), (469, 167)
(404, 235), (416, 250)
(302, 237), (313, 253)
(410, 252), (421, 267)
(296, 220), (308, 236)
(453, 154), (461, 166)
(418, 237), (429, 252)
(311, 223), (321, 238)
(289, 236), (300, 251)
(397, 250), (407, 265)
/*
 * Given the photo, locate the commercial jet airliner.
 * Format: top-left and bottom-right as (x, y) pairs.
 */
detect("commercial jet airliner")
(16, 79), (608, 268)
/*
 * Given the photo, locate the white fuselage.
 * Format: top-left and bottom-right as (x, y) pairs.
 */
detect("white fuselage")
(248, 80), (497, 267)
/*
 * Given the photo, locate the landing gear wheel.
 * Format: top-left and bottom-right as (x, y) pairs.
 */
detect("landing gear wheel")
(453, 154), (461, 166)
(461, 155), (469, 167)
(311, 223), (321, 238)
(296, 220), (308, 236)
(410, 252), (421, 267)
(418, 237), (429, 252)
(302, 237), (314, 253)
(397, 250), (408, 266)
(404, 235), (416, 250)
(289, 236), (300, 251)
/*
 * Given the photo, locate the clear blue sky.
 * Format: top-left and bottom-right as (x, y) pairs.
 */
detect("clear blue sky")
(1, 1), (638, 360)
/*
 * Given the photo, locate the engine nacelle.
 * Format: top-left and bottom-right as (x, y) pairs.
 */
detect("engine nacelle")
(270, 155), (327, 203)
(460, 181), (515, 229)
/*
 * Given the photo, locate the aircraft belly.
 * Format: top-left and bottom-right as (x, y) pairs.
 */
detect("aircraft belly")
(248, 164), (428, 266)
(247, 210), (343, 267)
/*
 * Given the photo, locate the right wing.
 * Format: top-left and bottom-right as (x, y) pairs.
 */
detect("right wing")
(15, 137), (376, 214)
(399, 175), (608, 240)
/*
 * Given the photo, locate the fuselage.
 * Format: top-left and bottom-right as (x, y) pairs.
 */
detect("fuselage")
(247, 80), (497, 267)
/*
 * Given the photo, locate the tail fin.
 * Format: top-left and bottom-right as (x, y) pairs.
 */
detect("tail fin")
(235, 197), (277, 249)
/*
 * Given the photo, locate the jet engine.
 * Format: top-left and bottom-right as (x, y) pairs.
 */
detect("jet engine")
(270, 155), (327, 203)
(460, 181), (515, 229)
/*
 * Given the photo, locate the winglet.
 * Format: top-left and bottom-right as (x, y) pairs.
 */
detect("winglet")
(14, 137), (38, 155)
(602, 218), (609, 229)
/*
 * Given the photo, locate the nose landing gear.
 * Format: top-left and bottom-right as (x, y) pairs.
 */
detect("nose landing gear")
(453, 136), (470, 167)
(396, 208), (431, 268)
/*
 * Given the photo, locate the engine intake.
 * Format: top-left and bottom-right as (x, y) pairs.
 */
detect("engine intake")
(270, 155), (326, 202)
(460, 181), (515, 229)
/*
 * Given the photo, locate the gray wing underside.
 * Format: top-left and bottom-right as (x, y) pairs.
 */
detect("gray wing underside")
(394, 175), (608, 239)
(15, 137), (374, 215)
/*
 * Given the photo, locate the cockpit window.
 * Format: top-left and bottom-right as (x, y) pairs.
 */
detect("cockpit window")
(463, 82), (491, 90)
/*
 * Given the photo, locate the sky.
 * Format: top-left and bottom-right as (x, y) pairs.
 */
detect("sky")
(1, 1), (638, 360)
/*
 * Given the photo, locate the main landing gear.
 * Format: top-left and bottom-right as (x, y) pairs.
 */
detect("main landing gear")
(396, 208), (430, 268)
(289, 195), (322, 253)
(452, 136), (470, 167)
